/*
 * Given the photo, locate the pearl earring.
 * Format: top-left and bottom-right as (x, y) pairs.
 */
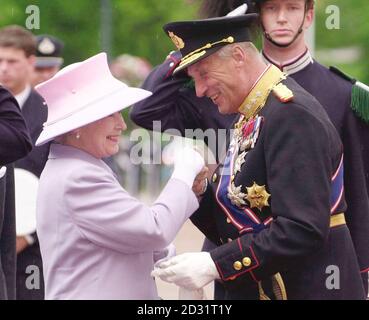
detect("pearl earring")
(76, 133), (81, 139)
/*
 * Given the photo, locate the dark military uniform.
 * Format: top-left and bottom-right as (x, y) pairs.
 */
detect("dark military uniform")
(191, 65), (365, 299)
(0, 86), (32, 300)
(262, 50), (369, 291)
(14, 89), (49, 300)
(132, 49), (369, 297)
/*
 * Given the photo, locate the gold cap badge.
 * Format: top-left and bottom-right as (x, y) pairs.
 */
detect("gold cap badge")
(246, 182), (270, 211)
(168, 31), (185, 50)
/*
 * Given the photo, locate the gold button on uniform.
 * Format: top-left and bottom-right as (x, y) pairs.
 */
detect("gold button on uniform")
(212, 173), (218, 183)
(242, 257), (252, 267)
(233, 261), (242, 271)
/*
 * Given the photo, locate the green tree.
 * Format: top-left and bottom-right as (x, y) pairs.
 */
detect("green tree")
(0, 0), (198, 65)
(316, 0), (369, 83)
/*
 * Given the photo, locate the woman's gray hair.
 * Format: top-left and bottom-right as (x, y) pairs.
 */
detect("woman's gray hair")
(216, 42), (260, 60)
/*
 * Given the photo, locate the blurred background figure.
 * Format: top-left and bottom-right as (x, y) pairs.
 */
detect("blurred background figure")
(0, 25), (48, 300)
(110, 54), (152, 87)
(31, 34), (64, 87)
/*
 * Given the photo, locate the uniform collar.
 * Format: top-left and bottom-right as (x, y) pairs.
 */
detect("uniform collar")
(238, 64), (286, 120)
(261, 49), (313, 75)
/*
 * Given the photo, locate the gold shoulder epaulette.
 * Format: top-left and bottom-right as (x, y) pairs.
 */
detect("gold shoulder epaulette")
(272, 83), (294, 103)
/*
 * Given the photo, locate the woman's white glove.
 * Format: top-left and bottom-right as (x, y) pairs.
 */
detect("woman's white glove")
(151, 252), (220, 290)
(171, 147), (205, 188)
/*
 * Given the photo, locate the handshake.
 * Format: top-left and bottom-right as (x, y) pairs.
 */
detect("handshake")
(171, 146), (209, 197)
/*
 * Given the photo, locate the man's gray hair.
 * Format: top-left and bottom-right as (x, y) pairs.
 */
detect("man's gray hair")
(216, 42), (259, 59)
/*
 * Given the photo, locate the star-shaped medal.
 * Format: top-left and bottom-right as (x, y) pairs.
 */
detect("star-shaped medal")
(227, 182), (247, 207)
(246, 182), (271, 211)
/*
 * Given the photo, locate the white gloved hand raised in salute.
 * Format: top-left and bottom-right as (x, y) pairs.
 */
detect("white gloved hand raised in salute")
(170, 146), (205, 189)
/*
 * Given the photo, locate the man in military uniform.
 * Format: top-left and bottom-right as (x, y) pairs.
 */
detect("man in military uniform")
(152, 13), (365, 299)
(31, 34), (64, 87)
(138, 0), (369, 297)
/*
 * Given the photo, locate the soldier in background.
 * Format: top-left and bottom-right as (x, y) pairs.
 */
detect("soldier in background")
(31, 34), (64, 87)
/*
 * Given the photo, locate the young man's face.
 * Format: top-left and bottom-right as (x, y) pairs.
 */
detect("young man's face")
(260, 0), (313, 47)
(0, 47), (34, 95)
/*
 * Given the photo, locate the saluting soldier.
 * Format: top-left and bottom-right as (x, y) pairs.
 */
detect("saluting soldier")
(152, 13), (366, 299)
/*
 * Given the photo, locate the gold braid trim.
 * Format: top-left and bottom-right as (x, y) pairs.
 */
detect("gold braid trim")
(258, 273), (287, 300)
(238, 65), (287, 121)
(178, 36), (235, 69)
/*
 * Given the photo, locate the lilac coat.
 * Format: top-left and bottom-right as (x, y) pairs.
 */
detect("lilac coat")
(36, 144), (198, 300)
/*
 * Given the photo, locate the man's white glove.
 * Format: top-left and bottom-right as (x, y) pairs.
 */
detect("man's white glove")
(151, 252), (220, 290)
(171, 147), (205, 188)
(153, 243), (176, 264)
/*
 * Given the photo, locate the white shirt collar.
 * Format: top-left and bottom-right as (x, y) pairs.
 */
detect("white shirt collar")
(14, 85), (31, 109)
(261, 49), (314, 75)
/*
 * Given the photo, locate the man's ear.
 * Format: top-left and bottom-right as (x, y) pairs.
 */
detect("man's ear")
(231, 45), (246, 68)
(304, 7), (314, 29)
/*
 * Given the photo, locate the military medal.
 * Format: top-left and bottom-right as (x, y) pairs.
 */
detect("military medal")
(234, 151), (247, 174)
(227, 182), (247, 207)
(246, 182), (271, 211)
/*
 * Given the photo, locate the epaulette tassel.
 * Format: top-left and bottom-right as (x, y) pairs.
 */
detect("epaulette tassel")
(351, 81), (369, 124)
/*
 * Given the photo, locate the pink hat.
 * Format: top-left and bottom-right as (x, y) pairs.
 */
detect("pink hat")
(35, 52), (152, 146)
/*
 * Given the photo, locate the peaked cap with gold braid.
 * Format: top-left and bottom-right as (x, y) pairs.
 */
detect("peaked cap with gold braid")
(163, 13), (259, 74)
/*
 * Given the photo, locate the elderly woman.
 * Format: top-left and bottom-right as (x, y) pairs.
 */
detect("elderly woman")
(35, 53), (205, 300)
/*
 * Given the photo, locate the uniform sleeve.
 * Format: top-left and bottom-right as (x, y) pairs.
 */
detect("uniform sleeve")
(210, 103), (334, 287)
(1, 165), (17, 300)
(65, 165), (199, 254)
(341, 107), (369, 272)
(0, 87), (32, 165)
(190, 185), (222, 246)
(130, 51), (205, 133)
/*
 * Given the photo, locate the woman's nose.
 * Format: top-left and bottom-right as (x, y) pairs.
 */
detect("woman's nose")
(115, 112), (126, 131)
